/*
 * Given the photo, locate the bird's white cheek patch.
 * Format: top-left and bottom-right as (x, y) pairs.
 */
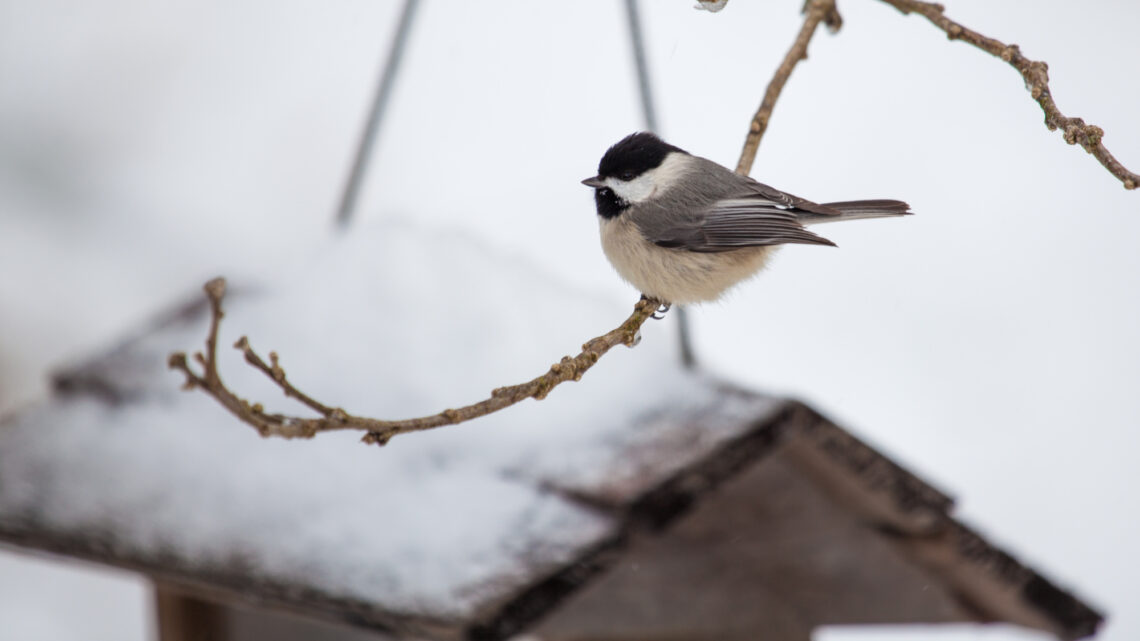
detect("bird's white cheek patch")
(604, 153), (691, 204)
(605, 173), (656, 204)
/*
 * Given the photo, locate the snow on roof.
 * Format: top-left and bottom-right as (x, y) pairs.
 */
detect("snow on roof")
(0, 220), (780, 626)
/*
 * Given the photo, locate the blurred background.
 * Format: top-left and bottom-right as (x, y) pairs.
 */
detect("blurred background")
(1, 0), (1137, 639)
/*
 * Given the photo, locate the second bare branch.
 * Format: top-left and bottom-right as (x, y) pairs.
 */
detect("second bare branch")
(880, 0), (1138, 190)
(736, 0), (841, 176)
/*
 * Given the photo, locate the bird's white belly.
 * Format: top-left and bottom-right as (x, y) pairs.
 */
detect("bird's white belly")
(600, 217), (774, 304)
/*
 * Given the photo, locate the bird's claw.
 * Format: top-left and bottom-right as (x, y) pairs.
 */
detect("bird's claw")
(652, 303), (671, 320)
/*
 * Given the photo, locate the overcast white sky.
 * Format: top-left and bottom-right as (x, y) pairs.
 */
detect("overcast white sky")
(1, 1), (1137, 640)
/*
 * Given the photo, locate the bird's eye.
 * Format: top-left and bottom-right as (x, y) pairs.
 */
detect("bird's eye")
(618, 171), (636, 181)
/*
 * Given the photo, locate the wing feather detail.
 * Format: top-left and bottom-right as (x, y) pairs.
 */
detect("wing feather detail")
(648, 195), (836, 252)
(628, 157), (908, 252)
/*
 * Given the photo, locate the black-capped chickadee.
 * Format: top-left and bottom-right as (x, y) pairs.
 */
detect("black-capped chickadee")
(582, 132), (911, 304)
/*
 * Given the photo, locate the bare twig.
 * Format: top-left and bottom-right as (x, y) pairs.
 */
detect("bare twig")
(736, 0), (841, 175)
(170, 279), (661, 446)
(878, 0), (1139, 190)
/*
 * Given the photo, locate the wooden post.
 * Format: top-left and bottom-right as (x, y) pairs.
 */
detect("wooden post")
(155, 583), (228, 641)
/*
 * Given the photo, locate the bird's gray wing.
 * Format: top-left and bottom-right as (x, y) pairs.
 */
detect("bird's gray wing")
(742, 178), (844, 218)
(643, 193), (837, 252)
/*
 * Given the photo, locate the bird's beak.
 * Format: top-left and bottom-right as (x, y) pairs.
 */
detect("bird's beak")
(581, 176), (606, 189)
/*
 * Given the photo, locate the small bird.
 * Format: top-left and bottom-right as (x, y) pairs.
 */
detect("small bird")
(582, 132), (911, 304)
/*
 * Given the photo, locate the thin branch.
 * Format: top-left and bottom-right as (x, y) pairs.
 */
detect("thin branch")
(736, 0), (841, 176)
(170, 279), (662, 446)
(878, 0), (1139, 190)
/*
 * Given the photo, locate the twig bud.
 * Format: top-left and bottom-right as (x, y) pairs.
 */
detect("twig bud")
(204, 278), (227, 300)
(362, 431), (391, 446)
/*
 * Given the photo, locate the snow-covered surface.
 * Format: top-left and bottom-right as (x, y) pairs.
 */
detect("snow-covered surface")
(1, 0), (1137, 639)
(0, 222), (776, 621)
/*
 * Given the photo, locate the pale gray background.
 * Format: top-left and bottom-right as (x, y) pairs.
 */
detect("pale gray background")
(1, 1), (1137, 639)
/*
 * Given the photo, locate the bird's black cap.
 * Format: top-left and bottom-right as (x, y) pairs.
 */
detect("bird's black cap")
(597, 132), (687, 180)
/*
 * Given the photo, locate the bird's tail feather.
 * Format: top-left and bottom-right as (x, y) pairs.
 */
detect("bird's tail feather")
(800, 199), (912, 225)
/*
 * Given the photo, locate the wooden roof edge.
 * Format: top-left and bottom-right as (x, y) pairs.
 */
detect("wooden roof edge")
(0, 520), (460, 641)
(465, 394), (803, 640)
(782, 402), (1105, 640)
(497, 392), (1104, 641)
(793, 402), (957, 516)
(932, 518), (1104, 640)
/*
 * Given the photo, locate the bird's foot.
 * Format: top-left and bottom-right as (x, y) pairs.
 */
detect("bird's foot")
(638, 295), (672, 320)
